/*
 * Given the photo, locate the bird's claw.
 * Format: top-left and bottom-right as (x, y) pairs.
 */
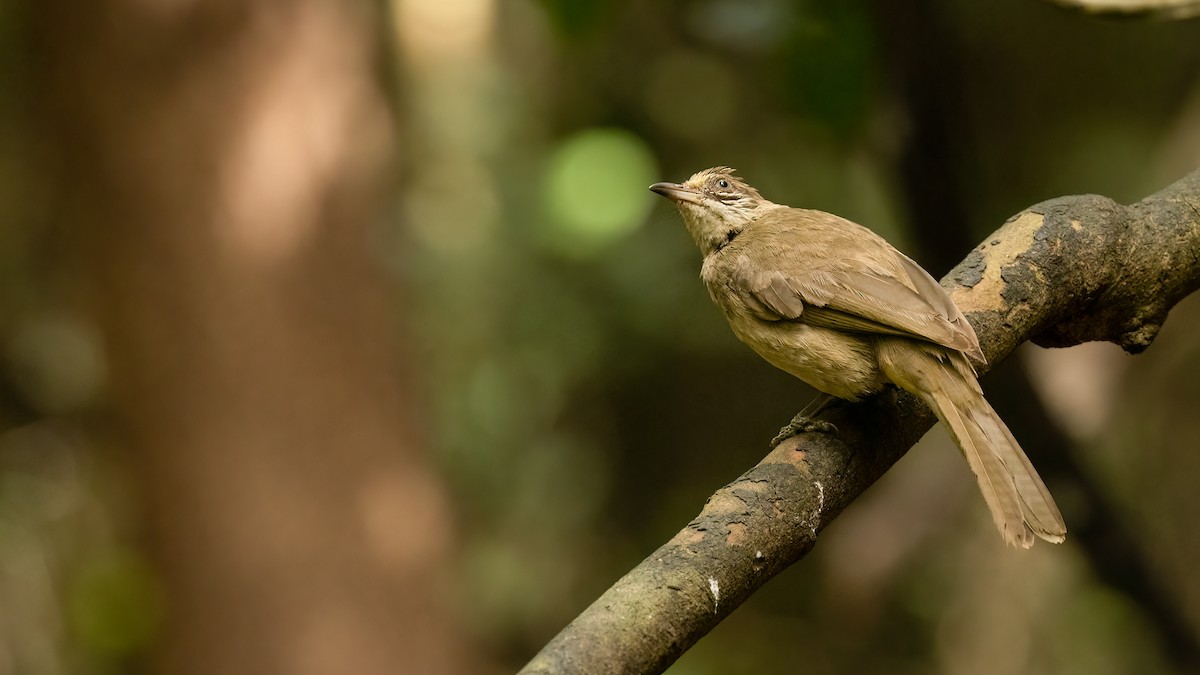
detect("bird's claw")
(769, 414), (838, 449)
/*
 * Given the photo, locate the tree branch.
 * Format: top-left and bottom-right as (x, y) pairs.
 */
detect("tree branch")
(1040, 0), (1200, 19)
(520, 169), (1200, 675)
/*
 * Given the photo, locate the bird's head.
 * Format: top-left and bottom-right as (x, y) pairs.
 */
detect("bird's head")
(650, 167), (777, 256)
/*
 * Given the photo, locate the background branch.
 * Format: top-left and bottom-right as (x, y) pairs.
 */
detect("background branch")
(521, 168), (1200, 675)
(1040, 0), (1200, 19)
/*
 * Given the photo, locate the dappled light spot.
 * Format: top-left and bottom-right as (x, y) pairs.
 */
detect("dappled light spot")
(405, 158), (500, 255)
(5, 311), (105, 415)
(66, 549), (162, 658)
(392, 0), (495, 63)
(358, 469), (453, 569)
(290, 602), (381, 675)
(216, 2), (391, 266)
(685, 0), (795, 50)
(541, 128), (658, 257)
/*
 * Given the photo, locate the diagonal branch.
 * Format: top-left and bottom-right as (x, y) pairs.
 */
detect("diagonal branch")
(520, 169), (1200, 675)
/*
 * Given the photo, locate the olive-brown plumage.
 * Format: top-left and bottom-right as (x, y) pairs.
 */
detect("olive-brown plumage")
(651, 167), (1065, 548)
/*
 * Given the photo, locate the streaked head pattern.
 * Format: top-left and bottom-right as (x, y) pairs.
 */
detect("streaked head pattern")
(650, 167), (778, 256)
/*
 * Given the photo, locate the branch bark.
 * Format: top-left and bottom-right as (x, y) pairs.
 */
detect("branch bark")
(521, 169), (1200, 675)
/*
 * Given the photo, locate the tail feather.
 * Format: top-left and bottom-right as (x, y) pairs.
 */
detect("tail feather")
(930, 390), (1026, 547)
(879, 341), (1066, 548)
(968, 406), (1065, 542)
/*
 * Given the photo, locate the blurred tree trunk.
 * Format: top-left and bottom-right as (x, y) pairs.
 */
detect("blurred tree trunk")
(34, 2), (462, 673)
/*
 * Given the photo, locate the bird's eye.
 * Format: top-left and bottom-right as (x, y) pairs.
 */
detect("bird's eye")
(717, 179), (730, 189)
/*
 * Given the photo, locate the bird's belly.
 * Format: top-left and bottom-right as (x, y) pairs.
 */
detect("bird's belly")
(730, 320), (885, 401)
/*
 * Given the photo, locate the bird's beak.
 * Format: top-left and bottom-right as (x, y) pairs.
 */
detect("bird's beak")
(650, 182), (704, 206)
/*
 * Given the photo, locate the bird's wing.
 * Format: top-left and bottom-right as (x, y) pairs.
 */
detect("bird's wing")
(890, 251), (986, 363)
(730, 244), (985, 363)
(735, 268), (808, 321)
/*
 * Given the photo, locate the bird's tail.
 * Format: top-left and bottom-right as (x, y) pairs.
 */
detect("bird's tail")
(878, 340), (1066, 548)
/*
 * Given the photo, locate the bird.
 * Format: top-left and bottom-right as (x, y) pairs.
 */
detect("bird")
(650, 166), (1065, 548)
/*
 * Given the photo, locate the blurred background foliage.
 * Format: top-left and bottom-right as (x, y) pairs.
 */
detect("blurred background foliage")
(2, 0), (1200, 673)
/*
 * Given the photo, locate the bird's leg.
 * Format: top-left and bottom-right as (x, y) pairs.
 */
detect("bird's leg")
(769, 393), (839, 448)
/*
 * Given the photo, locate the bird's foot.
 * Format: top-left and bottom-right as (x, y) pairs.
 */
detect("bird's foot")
(769, 413), (838, 448)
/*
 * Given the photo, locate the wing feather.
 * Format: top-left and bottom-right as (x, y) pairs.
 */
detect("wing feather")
(721, 211), (985, 362)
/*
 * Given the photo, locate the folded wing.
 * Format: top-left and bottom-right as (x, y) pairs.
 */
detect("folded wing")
(727, 224), (986, 363)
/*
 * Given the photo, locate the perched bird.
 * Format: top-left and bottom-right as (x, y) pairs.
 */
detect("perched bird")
(651, 167), (1065, 548)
